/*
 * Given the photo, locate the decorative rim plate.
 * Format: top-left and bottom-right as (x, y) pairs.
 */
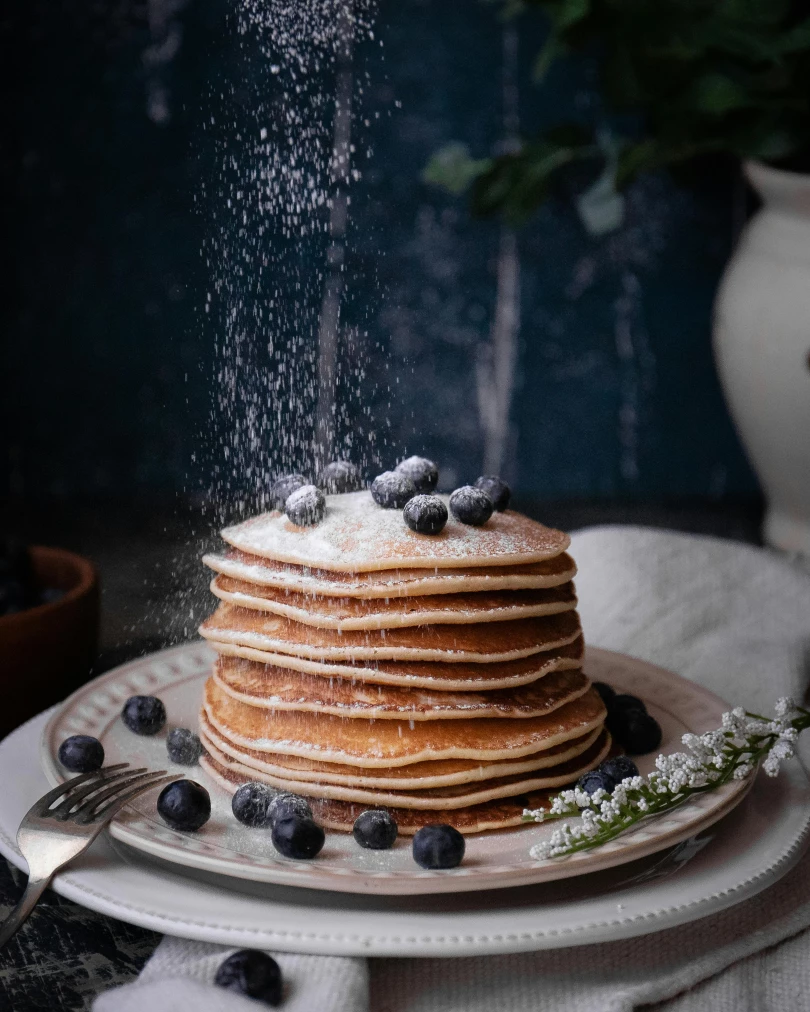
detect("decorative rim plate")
(1, 707), (806, 954)
(39, 643), (752, 895)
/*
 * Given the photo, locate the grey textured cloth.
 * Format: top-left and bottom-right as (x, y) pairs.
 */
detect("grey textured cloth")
(95, 527), (810, 1012)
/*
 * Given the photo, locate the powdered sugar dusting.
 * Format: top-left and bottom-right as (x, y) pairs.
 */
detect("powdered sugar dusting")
(220, 492), (569, 571)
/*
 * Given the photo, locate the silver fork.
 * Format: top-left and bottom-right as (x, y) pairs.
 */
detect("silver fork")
(0, 763), (177, 949)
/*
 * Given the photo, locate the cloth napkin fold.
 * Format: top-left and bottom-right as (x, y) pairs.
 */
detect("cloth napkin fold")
(95, 526), (810, 1012)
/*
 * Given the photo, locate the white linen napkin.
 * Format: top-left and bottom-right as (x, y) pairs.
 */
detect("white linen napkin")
(95, 526), (810, 1012)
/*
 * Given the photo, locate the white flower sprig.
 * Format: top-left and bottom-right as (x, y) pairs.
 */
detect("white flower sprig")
(524, 697), (809, 860)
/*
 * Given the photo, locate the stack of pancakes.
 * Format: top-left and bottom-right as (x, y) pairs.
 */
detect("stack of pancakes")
(197, 491), (609, 834)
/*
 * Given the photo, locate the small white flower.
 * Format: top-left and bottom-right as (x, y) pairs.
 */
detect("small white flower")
(775, 697), (796, 718)
(529, 696), (806, 861)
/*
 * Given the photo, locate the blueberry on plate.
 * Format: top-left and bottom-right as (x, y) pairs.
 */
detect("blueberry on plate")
(285, 484), (326, 526)
(577, 768), (618, 796)
(215, 949), (282, 1007)
(166, 727), (204, 765)
(474, 475), (511, 511)
(611, 711), (663, 755)
(268, 791), (313, 824)
(319, 460), (363, 494)
(272, 815), (325, 859)
(612, 693), (646, 713)
(269, 473), (307, 510)
(448, 486), (494, 526)
(157, 780), (211, 831)
(371, 471), (416, 509)
(121, 695), (166, 736)
(353, 809), (398, 850)
(592, 681), (616, 707)
(394, 455), (439, 493)
(403, 494), (448, 535)
(599, 755), (639, 783)
(232, 782), (278, 828)
(412, 824), (465, 869)
(58, 735), (104, 773)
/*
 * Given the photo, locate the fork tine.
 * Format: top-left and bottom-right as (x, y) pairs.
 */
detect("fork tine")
(74, 770), (172, 823)
(48, 768), (148, 820)
(90, 774), (179, 823)
(32, 764), (130, 815)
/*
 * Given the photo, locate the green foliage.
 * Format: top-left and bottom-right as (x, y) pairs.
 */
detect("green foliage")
(422, 143), (493, 195)
(425, 0), (810, 227)
(471, 126), (594, 223)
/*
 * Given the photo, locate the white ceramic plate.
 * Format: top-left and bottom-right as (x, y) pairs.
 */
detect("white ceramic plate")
(2, 708), (809, 955)
(38, 643), (752, 895)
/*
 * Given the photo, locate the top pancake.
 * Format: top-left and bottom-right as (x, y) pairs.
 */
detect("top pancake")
(220, 491), (570, 572)
(202, 550), (577, 599)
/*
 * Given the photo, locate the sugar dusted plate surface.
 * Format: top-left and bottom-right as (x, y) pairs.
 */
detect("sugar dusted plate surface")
(39, 643), (752, 895)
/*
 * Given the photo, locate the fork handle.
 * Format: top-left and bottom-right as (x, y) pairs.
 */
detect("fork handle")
(0, 873), (52, 949)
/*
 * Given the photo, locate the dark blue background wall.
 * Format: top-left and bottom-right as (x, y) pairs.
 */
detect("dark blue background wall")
(3, 0), (757, 510)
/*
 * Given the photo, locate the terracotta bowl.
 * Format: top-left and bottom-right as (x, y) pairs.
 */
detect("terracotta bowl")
(0, 546), (99, 740)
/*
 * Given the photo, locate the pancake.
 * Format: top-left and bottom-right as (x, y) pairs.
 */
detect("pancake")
(213, 658), (590, 720)
(199, 712), (602, 788)
(207, 636), (585, 690)
(203, 678), (606, 766)
(221, 491), (570, 572)
(199, 729), (610, 809)
(210, 575), (578, 630)
(200, 713), (602, 787)
(200, 604), (582, 663)
(201, 755), (601, 834)
(203, 550), (577, 598)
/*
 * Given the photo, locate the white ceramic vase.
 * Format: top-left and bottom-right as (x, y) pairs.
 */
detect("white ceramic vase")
(713, 160), (810, 554)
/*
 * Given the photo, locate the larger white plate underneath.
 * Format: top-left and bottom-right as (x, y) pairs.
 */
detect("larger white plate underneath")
(1, 707), (809, 955)
(38, 643), (751, 895)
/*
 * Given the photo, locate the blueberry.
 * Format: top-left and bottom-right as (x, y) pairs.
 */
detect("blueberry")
(578, 768), (618, 795)
(412, 824), (465, 869)
(285, 484), (326, 526)
(167, 728), (204, 765)
(599, 755), (639, 783)
(611, 711), (663, 755)
(268, 791), (313, 824)
(269, 473), (307, 510)
(592, 681), (616, 707)
(215, 949), (282, 1007)
(403, 494), (448, 535)
(58, 735), (104, 773)
(157, 780), (211, 831)
(449, 486), (494, 526)
(395, 455), (439, 493)
(122, 695), (166, 736)
(353, 809), (398, 850)
(612, 693), (647, 714)
(272, 815), (325, 859)
(319, 460), (363, 494)
(474, 475), (511, 511)
(232, 782), (278, 828)
(371, 471), (416, 509)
